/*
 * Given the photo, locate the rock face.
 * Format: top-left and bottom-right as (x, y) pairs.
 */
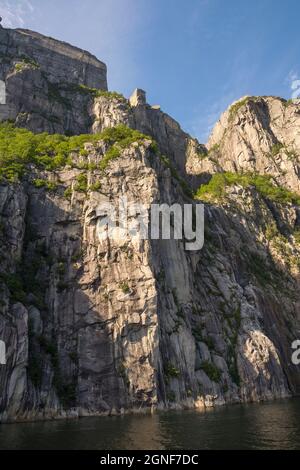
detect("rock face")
(0, 26), (107, 134)
(92, 89), (197, 178)
(1, 27), (300, 422)
(207, 96), (300, 193)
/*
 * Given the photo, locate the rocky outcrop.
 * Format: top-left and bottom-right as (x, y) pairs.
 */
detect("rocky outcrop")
(1, 28), (107, 88)
(0, 141), (160, 420)
(92, 89), (200, 179)
(206, 96), (300, 193)
(0, 26), (107, 134)
(0, 26), (300, 422)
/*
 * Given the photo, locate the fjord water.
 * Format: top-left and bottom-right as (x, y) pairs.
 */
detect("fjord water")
(1, 398), (300, 450)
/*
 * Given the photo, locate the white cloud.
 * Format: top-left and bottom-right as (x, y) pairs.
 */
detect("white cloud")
(286, 70), (300, 100)
(0, 0), (34, 28)
(288, 70), (298, 82)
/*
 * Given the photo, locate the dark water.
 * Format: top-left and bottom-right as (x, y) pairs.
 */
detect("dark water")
(1, 398), (300, 450)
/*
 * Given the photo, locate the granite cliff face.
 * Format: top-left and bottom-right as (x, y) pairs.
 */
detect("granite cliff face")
(208, 96), (300, 193)
(0, 26), (107, 134)
(0, 27), (300, 422)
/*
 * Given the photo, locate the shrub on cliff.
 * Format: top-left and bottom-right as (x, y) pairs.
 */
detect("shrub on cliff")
(228, 97), (255, 121)
(0, 122), (156, 182)
(195, 172), (300, 205)
(78, 85), (127, 103)
(200, 360), (222, 383)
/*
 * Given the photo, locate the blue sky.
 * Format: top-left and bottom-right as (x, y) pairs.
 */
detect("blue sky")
(1, 0), (300, 142)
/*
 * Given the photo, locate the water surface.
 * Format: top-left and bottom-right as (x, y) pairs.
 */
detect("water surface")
(1, 398), (300, 450)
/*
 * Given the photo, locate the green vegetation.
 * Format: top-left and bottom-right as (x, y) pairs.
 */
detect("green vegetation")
(228, 97), (253, 121)
(247, 252), (274, 286)
(97, 90), (126, 100)
(32, 178), (57, 191)
(284, 98), (294, 107)
(197, 151), (208, 159)
(203, 335), (215, 350)
(71, 250), (83, 263)
(196, 146), (208, 159)
(1, 241), (77, 405)
(196, 173), (232, 201)
(47, 82), (71, 108)
(14, 57), (39, 73)
(200, 360), (222, 383)
(271, 234), (298, 270)
(192, 325), (214, 349)
(228, 359), (240, 386)
(0, 122), (155, 182)
(39, 336), (56, 364)
(55, 380), (77, 407)
(89, 181), (101, 191)
(72, 84), (127, 102)
(74, 173), (88, 192)
(15, 63), (27, 73)
(44, 82), (128, 105)
(64, 187), (72, 199)
(270, 142), (284, 157)
(165, 363), (180, 379)
(166, 391), (176, 402)
(293, 228), (300, 244)
(0, 237), (54, 309)
(232, 306), (241, 328)
(119, 282), (130, 294)
(208, 143), (220, 155)
(0, 122), (100, 181)
(38, 335), (76, 407)
(0, 272), (26, 304)
(266, 143), (298, 162)
(192, 325), (203, 341)
(97, 125), (158, 170)
(0, 122), (192, 202)
(227, 319), (241, 386)
(195, 172), (300, 205)
(226, 308), (241, 387)
(286, 149), (298, 161)
(56, 261), (66, 277)
(265, 222), (278, 241)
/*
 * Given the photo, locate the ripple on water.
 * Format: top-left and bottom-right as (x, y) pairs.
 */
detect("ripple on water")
(0, 398), (300, 450)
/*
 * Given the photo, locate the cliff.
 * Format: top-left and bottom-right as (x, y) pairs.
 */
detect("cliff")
(0, 26), (107, 134)
(0, 27), (300, 422)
